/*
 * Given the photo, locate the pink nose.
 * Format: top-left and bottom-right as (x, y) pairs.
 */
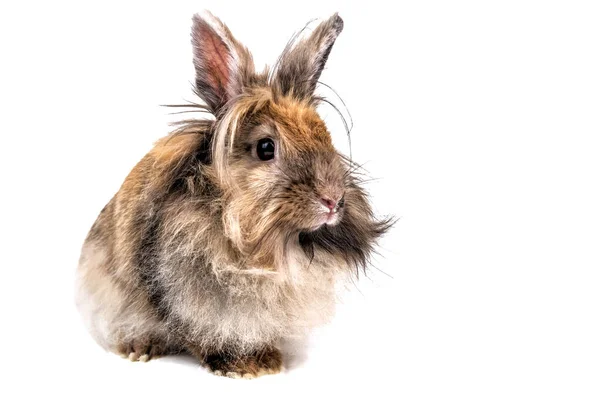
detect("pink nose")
(320, 197), (338, 211)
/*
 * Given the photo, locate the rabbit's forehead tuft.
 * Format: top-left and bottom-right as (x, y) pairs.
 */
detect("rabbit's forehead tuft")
(267, 97), (333, 152)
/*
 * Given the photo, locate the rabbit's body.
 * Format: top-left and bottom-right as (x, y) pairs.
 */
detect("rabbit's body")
(76, 12), (390, 378)
(77, 136), (339, 355)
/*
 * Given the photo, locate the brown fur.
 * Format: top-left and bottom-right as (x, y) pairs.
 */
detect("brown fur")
(76, 11), (392, 379)
(198, 345), (283, 378)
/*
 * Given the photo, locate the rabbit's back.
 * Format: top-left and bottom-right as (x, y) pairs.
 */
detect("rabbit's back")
(75, 151), (178, 354)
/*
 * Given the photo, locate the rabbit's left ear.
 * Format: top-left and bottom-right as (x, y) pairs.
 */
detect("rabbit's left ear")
(274, 14), (344, 100)
(191, 12), (254, 113)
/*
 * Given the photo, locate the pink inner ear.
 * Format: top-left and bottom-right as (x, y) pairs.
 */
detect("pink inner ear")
(198, 24), (231, 96)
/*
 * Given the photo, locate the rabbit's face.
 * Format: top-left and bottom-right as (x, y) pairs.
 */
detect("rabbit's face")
(224, 94), (348, 234)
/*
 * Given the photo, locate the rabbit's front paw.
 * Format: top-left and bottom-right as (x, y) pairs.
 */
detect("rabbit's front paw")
(204, 346), (283, 379)
(116, 336), (170, 362)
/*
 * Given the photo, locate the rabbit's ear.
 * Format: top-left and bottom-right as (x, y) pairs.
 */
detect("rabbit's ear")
(274, 14), (343, 100)
(191, 12), (254, 113)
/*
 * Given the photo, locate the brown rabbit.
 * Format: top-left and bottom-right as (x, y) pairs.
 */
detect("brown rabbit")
(76, 11), (392, 379)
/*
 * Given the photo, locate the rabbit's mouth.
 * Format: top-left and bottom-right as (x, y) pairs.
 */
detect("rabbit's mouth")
(309, 193), (345, 229)
(309, 205), (343, 230)
(322, 209), (341, 226)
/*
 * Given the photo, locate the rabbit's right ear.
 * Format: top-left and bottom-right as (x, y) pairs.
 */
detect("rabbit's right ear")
(191, 12), (254, 114)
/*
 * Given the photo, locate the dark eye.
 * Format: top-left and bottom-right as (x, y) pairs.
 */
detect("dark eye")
(256, 138), (275, 161)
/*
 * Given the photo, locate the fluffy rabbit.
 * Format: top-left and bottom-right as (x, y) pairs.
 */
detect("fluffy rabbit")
(76, 11), (391, 378)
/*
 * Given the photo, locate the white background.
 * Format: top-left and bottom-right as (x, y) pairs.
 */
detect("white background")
(1, 1), (599, 399)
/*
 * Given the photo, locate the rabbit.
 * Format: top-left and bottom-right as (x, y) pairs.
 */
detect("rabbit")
(76, 11), (392, 379)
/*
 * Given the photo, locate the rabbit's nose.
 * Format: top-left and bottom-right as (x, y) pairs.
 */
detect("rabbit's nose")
(320, 194), (344, 211)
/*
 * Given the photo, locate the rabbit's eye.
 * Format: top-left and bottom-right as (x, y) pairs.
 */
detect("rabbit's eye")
(256, 138), (275, 161)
